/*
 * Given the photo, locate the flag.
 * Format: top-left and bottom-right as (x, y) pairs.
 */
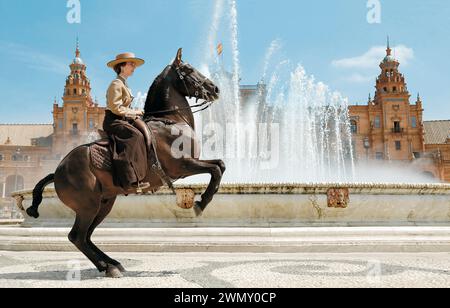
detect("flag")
(217, 43), (223, 56)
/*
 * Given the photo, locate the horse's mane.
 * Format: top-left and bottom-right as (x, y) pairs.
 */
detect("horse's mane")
(144, 66), (172, 114)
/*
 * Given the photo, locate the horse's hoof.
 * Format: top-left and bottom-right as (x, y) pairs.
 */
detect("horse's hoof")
(116, 264), (127, 273)
(106, 265), (124, 279)
(194, 202), (203, 217)
(26, 207), (39, 219)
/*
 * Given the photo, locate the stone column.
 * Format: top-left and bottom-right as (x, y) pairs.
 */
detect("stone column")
(2, 182), (5, 199)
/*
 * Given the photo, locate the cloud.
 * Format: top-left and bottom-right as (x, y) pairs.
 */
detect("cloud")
(341, 73), (374, 84)
(332, 45), (414, 69)
(0, 41), (67, 75)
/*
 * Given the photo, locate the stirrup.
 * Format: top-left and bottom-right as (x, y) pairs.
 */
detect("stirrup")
(136, 182), (151, 194)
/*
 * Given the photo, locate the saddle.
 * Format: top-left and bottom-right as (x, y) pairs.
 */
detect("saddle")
(90, 122), (174, 191)
(90, 139), (113, 171)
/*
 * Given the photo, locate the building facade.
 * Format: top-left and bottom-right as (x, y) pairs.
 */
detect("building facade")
(0, 125), (53, 197)
(348, 41), (449, 181)
(423, 121), (450, 182)
(0, 45), (106, 207)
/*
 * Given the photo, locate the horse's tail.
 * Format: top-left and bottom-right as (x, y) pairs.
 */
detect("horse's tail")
(26, 174), (55, 219)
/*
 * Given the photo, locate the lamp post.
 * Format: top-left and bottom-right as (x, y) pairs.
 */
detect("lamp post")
(363, 137), (371, 162)
(13, 148), (22, 219)
(0, 175), (3, 218)
(14, 148), (21, 193)
(0, 169), (4, 199)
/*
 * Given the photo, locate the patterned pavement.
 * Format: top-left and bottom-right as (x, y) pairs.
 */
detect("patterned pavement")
(0, 251), (449, 288)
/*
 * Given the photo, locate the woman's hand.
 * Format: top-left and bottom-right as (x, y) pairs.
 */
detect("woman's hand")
(126, 110), (144, 121)
(133, 110), (144, 120)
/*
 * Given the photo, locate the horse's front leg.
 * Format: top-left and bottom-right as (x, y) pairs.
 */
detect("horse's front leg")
(202, 160), (226, 174)
(178, 158), (224, 216)
(201, 160), (226, 194)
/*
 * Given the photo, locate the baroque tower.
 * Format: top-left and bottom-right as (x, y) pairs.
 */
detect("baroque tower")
(52, 40), (105, 158)
(350, 38), (425, 162)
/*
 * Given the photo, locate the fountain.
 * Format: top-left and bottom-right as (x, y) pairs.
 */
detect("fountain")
(2, 0), (449, 253)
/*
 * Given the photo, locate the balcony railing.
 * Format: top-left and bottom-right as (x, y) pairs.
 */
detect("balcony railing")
(391, 128), (405, 133)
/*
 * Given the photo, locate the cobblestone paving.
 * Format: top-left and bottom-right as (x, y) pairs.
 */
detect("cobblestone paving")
(0, 251), (449, 288)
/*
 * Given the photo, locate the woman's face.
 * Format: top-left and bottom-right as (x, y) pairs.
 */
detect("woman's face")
(121, 62), (137, 77)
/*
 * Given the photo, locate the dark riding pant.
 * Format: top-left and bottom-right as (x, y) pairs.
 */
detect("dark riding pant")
(103, 111), (148, 189)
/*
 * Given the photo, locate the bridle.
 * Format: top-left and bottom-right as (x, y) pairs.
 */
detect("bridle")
(145, 64), (216, 116)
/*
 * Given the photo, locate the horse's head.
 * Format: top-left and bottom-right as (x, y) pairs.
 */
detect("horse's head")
(144, 49), (220, 120)
(171, 48), (220, 102)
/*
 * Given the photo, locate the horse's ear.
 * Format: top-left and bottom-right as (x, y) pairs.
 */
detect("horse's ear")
(174, 48), (183, 66)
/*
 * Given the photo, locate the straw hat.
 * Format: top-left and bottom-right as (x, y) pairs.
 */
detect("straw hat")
(107, 52), (145, 69)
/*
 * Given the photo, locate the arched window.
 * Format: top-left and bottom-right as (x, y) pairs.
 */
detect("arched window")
(73, 89), (77, 95)
(350, 120), (358, 134)
(0, 154), (3, 161)
(393, 87), (397, 92)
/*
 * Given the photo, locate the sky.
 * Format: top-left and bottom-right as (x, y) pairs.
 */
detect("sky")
(0, 0), (450, 123)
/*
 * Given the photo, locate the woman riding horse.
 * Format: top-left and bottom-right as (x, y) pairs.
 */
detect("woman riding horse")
(104, 52), (151, 191)
(26, 49), (225, 278)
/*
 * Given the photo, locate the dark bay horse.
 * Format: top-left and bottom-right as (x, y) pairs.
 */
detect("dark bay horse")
(26, 49), (225, 278)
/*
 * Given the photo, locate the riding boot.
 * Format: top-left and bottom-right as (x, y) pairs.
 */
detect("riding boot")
(133, 181), (151, 194)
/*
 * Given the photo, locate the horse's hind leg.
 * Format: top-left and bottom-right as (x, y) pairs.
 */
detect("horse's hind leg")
(68, 211), (108, 274)
(86, 197), (126, 277)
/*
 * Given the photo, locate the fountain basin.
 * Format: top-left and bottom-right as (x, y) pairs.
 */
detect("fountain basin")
(11, 183), (450, 228)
